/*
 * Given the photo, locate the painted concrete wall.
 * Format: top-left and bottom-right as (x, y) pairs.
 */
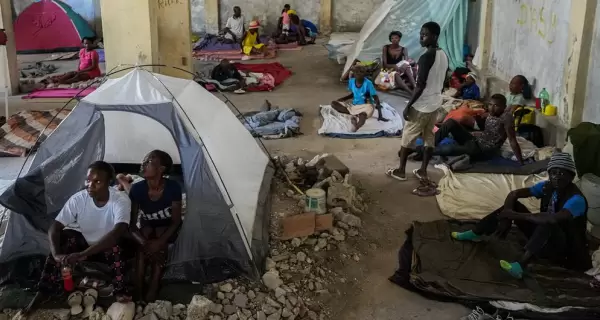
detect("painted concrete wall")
(466, 0), (482, 53)
(488, 0), (571, 123)
(584, 1), (600, 124)
(219, 0), (321, 34)
(190, 0), (206, 34)
(332, 0), (383, 32)
(13, 0), (103, 35)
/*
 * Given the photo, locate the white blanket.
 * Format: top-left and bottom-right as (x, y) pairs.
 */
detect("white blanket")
(435, 165), (547, 220)
(318, 102), (403, 136)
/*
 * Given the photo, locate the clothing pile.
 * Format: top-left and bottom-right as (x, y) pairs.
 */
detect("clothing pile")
(240, 102), (302, 139)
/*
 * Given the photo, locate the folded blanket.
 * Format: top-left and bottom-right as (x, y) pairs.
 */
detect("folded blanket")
(242, 108), (302, 138)
(318, 102), (403, 138)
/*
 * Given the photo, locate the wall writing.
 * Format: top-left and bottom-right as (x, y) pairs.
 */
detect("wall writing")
(158, 0), (183, 9)
(489, 0), (570, 123)
(516, 2), (558, 44)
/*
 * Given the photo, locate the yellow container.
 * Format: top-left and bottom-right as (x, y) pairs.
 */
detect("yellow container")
(544, 105), (557, 116)
(513, 106), (536, 126)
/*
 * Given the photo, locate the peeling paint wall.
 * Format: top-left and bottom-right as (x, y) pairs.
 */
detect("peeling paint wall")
(13, 0), (103, 35)
(333, 0), (384, 32)
(190, 0), (206, 34)
(584, 1), (600, 124)
(488, 0), (570, 123)
(219, 0), (321, 34)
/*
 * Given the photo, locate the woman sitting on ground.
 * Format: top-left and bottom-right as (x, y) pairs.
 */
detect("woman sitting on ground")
(331, 65), (388, 132)
(51, 37), (101, 85)
(381, 31), (416, 94)
(507, 74), (533, 108)
(289, 12), (316, 45)
(241, 21), (266, 56)
(453, 72), (481, 100)
(129, 150), (182, 302)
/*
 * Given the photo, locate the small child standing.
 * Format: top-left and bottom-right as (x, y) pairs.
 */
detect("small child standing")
(281, 4), (291, 36)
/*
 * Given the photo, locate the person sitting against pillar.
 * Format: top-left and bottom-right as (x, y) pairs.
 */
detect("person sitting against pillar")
(220, 6), (245, 44)
(22, 161), (132, 316)
(451, 152), (592, 278)
(129, 150), (183, 302)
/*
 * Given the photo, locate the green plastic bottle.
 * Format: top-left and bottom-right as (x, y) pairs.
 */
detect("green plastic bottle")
(539, 88), (550, 112)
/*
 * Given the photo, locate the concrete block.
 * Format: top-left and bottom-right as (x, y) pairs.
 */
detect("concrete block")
(321, 155), (349, 176)
(281, 213), (316, 240)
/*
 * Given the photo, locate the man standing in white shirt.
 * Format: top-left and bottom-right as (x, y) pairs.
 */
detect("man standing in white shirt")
(222, 6), (245, 43)
(24, 161), (132, 314)
(388, 22), (448, 189)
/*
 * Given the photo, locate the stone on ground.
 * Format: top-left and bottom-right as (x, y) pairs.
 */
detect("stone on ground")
(186, 295), (213, 320)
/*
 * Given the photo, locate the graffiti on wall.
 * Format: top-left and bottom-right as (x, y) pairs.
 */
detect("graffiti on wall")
(516, 2), (558, 44)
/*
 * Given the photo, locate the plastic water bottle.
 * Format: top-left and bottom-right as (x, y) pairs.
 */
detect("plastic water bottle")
(539, 88), (550, 112)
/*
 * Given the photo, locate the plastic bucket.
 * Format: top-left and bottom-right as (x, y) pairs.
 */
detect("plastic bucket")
(305, 188), (327, 214)
(581, 173), (600, 226)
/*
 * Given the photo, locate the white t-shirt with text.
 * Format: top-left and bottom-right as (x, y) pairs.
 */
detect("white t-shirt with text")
(55, 188), (131, 245)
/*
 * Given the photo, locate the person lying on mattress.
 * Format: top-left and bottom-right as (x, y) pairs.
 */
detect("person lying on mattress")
(51, 37), (102, 85)
(129, 150), (182, 302)
(220, 6), (245, 43)
(453, 72), (481, 100)
(331, 65), (388, 132)
(451, 152), (592, 279)
(242, 21), (266, 56)
(22, 161), (132, 316)
(211, 59), (245, 91)
(413, 94), (524, 164)
(381, 31), (417, 95)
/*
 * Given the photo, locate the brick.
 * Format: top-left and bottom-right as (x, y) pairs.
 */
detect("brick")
(315, 213), (333, 232)
(280, 212), (316, 240)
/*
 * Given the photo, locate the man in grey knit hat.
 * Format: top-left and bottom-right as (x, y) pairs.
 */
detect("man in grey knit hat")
(451, 152), (591, 279)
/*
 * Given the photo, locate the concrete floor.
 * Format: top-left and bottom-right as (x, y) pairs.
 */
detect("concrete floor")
(220, 43), (469, 319)
(7, 43), (470, 319)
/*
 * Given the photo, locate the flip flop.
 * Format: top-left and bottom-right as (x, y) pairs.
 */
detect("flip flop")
(412, 169), (428, 181)
(82, 289), (98, 318)
(386, 168), (407, 181)
(411, 184), (440, 197)
(67, 291), (84, 316)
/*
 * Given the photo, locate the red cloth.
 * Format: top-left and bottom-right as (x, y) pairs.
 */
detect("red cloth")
(233, 62), (292, 91)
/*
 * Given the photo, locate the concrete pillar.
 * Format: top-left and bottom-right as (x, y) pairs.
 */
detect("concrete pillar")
(0, 0), (19, 96)
(565, 0), (598, 127)
(101, 0), (192, 79)
(204, 0), (220, 35)
(476, 0), (493, 74)
(319, 0), (332, 35)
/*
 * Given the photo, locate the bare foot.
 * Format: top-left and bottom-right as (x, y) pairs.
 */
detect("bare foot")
(350, 116), (359, 132)
(354, 115), (367, 131)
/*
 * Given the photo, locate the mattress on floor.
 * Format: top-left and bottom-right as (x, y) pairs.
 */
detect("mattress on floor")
(410, 220), (600, 310)
(436, 165), (545, 220)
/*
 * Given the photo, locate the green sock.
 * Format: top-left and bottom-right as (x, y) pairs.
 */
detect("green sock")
(451, 230), (481, 242)
(500, 260), (524, 279)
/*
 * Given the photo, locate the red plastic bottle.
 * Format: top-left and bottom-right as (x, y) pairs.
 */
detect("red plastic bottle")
(62, 266), (74, 292)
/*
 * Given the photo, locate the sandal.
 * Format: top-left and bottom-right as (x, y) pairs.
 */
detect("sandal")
(412, 169), (428, 181)
(82, 289), (98, 318)
(411, 184), (439, 197)
(386, 168), (407, 181)
(67, 291), (84, 316)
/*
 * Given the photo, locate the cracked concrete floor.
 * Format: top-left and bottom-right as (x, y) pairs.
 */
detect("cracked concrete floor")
(221, 41), (469, 319)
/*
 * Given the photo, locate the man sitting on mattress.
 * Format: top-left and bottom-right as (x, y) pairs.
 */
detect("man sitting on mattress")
(220, 6), (245, 43)
(331, 65), (388, 132)
(451, 152), (592, 279)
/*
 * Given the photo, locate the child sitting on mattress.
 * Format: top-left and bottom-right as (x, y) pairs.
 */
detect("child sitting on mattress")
(241, 21), (266, 58)
(51, 37), (102, 85)
(331, 65), (388, 132)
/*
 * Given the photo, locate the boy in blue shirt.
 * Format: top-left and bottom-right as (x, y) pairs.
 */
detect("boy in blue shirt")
(331, 65), (388, 131)
(451, 152), (591, 279)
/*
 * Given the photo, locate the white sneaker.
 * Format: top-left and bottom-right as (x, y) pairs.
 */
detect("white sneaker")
(460, 307), (495, 320)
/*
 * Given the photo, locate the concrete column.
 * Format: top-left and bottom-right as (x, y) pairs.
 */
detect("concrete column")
(564, 0), (598, 127)
(319, 0), (332, 35)
(476, 0), (493, 74)
(0, 0), (19, 96)
(204, 0), (220, 35)
(154, 0), (193, 79)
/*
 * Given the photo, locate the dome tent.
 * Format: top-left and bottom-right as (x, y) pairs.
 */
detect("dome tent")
(0, 67), (273, 283)
(14, 0), (96, 54)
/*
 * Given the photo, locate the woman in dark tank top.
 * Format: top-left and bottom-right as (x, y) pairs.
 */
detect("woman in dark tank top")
(381, 31), (417, 94)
